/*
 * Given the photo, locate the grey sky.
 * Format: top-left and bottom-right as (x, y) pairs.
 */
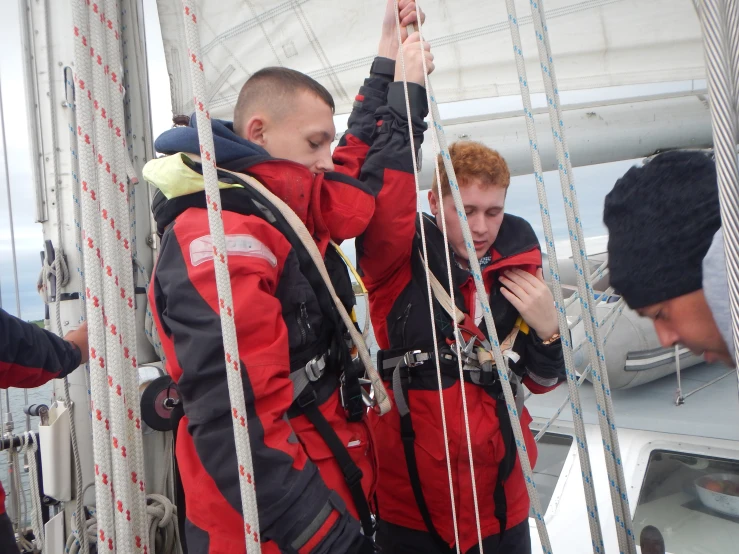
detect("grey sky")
(0, 0), (640, 320)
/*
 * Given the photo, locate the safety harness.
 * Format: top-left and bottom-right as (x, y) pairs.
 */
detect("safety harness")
(154, 156), (382, 539)
(376, 253), (527, 546)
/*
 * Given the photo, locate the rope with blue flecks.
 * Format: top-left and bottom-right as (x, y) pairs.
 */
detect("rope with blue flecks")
(526, 1), (636, 551)
(503, 2), (606, 551)
(403, 4), (554, 552)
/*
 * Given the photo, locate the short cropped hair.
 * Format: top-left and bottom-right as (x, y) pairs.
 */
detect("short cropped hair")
(431, 141), (511, 197)
(233, 67), (335, 133)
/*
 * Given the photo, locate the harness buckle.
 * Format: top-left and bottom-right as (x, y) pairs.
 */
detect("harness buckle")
(304, 354), (327, 382)
(403, 350), (425, 367)
(340, 372), (366, 422)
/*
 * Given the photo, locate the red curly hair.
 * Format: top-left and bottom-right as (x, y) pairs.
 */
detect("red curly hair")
(431, 141), (510, 197)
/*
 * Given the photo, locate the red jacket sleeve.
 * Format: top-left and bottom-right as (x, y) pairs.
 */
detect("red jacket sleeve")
(356, 82), (429, 348)
(0, 309), (81, 389)
(320, 58), (398, 243)
(151, 209), (363, 552)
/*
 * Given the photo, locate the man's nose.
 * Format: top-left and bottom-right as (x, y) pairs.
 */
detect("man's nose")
(653, 320), (679, 348)
(315, 148), (335, 173)
(469, 213), (486, 235)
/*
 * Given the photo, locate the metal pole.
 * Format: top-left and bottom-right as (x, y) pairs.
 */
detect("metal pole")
(0, 71), (22, 319)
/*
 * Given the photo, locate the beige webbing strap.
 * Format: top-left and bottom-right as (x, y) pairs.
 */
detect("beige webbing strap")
(187, 155), (391, 415)
(423, 251), (521, 357)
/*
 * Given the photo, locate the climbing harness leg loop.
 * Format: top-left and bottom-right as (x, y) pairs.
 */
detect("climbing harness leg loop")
(297, 387), (376, 538)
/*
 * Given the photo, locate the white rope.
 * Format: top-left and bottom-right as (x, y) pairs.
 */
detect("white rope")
(726, 0), (739, 119)
(65, 514), (98, 554)
(21, 433), (44, 552)
(101, 3), (150, 549)
(178, 3), (261, 551)
(392, 7), (462, 550)
(699, 0), (739, 401)
(71, 0), (118, 550)
(8, 445), (29, 544)
(504, 3), (606, 550)
(84, 0), (143, 547)
(526, 2), (636, 551)
(146, 494), (180, 554)
(535, 299), (624, 442)
(405, 6), (552, 552)
(64, 494), (179, 554)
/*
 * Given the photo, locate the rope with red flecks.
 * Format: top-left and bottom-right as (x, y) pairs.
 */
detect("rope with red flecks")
(72, 0), (150, 551)
(102, 1), (149, 548)
(179, 3), (261, 551)
(72, 0), (117, 551)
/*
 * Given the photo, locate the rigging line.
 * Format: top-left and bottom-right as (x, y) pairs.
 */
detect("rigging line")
(71, 0), (118, 550)
(0, 70), (22, 320)
(503, 3), (607, 547)
(179, 3), (262, 551)
(393, 8), (463, 550)
(699, 0), (739, 403)
(409, 5), (553, 552)
(0, 68), (30, 432)
(535, 300), (625, 442)
(528, 0), (636, 549)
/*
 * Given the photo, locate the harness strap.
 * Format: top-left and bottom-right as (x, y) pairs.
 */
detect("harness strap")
(296, 388), (376, 537)
(390, 358), (524, 543)
(392, 364), (450, 550)
(170, 400), (189, 554)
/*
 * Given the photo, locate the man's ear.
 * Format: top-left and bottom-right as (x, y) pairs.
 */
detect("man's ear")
(243, 115), (268, 146)
(428, 190), (439, 216)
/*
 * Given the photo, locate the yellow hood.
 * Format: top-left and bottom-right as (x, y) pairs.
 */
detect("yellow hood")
(142, 153), (243, 200)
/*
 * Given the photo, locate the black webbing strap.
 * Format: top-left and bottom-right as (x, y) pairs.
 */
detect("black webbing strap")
(395, 367), (450, 550)
(297, 389), (376, 537)
(170, 400), (188, 554)
(494, 393), (518, 538)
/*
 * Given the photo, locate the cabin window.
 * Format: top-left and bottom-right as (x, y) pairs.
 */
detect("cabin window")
(532, 431), (574, 513)
(634, 449), (739, 553)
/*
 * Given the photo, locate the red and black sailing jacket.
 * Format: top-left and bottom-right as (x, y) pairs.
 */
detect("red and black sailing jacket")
(357, 85), (566, 551)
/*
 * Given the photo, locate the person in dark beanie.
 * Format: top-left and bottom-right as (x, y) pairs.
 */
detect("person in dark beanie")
(603, 150), (734, 367)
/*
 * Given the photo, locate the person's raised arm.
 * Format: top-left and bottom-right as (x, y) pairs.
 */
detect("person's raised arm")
(354, 31), (432, 287)
(331, 0), (424, 179)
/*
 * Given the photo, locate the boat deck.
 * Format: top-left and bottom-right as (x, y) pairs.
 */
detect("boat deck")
(526, 361), (739, 442)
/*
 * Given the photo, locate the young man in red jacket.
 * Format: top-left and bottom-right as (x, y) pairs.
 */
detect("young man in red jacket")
(359, 141), (566, 553)
(147, 2), (432, 552)
(0, 310), (88, 554)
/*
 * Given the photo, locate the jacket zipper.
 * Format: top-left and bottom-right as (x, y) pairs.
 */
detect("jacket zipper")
(296, 302), (310, 344)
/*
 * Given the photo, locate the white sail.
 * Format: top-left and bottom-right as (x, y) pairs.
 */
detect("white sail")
(155, 0), (705, 116)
